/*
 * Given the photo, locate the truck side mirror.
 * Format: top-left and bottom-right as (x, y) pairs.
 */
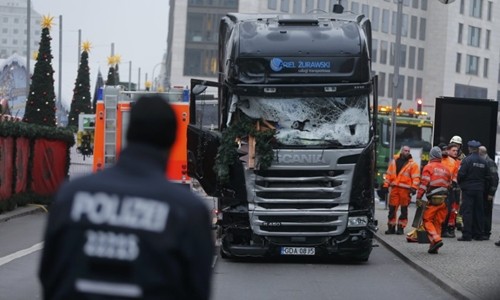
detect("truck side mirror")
(192, 84), (208, 95)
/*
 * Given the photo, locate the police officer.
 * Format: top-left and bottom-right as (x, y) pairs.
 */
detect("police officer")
(478, 146), (499, 240)
(457, 140), (490, 241)
(39, 95), (214, 299)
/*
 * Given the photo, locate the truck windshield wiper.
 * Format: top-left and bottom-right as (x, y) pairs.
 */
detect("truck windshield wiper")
(296, 138), (344, 147)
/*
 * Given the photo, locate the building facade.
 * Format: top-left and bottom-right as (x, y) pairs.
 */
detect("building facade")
(0, 0), (41, 59)
(164, 0), (499, 118)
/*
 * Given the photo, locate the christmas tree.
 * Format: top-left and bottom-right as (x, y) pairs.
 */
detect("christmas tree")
(22, 15), (56, 127)
(105, 55), (118, 85)
(92, 69), (104, 113)
(67, 41), (93, 129)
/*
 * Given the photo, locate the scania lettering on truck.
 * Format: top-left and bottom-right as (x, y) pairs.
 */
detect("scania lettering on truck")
(187, 9), (379, 261)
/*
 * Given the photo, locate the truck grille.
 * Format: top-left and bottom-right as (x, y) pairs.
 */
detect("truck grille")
(247, 157), (355, 236)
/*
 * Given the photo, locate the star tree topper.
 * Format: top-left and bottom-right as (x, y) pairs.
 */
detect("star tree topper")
(41, 15), (54, 29)
(82, 41), (92, 53)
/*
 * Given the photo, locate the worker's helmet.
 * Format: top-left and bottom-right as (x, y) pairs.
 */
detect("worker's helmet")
(449, 135), (462, 145)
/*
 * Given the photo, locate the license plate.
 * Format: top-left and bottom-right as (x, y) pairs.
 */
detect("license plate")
(280, 247), (315, 256)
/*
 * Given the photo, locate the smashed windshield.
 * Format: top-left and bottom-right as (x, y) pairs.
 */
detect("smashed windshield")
(235, 95), (370, 147)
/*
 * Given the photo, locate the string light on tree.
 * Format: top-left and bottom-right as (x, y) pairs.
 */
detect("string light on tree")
(67, 40), (93, 129)
(22, 15), (56, 126)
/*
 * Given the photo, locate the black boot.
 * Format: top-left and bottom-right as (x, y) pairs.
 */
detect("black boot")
(396, 226), (404, 235)
(385, 225), (396, 235)
(495, 240), (500, 247)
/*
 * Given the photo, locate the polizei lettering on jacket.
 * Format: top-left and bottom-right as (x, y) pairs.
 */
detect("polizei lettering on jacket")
(276, 153), (328, 164)
(71, 192), (170, 232)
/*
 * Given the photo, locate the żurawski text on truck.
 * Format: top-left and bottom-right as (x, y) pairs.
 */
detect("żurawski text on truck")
(187, 8), (379, 261)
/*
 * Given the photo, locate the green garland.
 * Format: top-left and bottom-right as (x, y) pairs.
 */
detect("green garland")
(215, 114), (275, 184)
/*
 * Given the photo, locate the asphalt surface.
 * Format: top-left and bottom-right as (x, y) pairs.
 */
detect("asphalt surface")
(2, 201), (499, 300)
(374, 200), (500, 300)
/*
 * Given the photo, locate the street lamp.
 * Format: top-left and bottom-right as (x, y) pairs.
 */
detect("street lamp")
(389, 0), (403, 162)
(151, 62), (164, 91)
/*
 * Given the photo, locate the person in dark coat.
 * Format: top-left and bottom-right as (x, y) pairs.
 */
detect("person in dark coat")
(457, 140), (490, 241)
(478, 146), (499, 240)
(39, 95), (214, 300)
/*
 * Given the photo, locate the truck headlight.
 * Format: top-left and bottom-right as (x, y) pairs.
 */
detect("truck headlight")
(348, 216), (368, 228)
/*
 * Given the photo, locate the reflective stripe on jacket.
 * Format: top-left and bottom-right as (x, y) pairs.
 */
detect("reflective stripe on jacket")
(383, 155), (420, 190)
(417, 159), (452, 200)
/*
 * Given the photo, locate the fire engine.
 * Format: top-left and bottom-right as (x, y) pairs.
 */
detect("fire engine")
(374, 105), (433, 197)
(92, 86), (190, 186)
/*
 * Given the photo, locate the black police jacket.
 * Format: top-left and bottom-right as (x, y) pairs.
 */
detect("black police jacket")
(458, 152), (490, 191)
(39, 143), (214, 300)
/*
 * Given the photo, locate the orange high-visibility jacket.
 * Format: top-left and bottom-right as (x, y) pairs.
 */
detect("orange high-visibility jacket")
(417, 159), (452, 199)
(441, 156), (459, 182)
(383, 155), (420, 190)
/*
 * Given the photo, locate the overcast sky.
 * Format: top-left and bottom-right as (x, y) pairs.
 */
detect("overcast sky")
(31, 0), (170, 108)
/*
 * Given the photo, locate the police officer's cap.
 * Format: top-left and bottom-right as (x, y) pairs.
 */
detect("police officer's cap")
(467, 140), (481, 148)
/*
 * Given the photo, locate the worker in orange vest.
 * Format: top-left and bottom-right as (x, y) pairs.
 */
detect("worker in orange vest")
(380, 145), (420, 235)
(416, 146), (452, 254)
(439, 143), (461, 238)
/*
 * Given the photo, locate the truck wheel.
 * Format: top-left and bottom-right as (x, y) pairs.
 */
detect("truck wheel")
(219, 247), (233, 259)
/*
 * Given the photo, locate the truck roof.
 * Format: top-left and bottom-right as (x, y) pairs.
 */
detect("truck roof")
(226, 12), (369, 57)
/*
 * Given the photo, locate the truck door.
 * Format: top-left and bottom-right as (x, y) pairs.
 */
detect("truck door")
(187, 80), (221, 196)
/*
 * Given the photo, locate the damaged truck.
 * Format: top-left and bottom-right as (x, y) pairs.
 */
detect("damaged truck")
(187, 9), (379, 261)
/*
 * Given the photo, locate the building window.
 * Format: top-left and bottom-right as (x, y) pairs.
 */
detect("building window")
(380, 40), (388, 64)
(390, 43), (395, 66)
(456, 53), (462, 73)
(351, 2), (359, 14)
(418, 18), (426, 41)
(13, 39), (17, 45)
(293, 0), (301, 13)
(412, 0), (418, 9)
(416, 77), (423, 99)
(14, 18), (19, 23)
(2, 28), (7, 34)
(408, 46), (416, 69)
(317, 0), (326, 11)
(483, 58), (488, 78)
(381, 9), (390, 33)
(401, 44), (407, 68)
(465, 55), (479, 75)
(280, 0), (290, 12)
(378, 72), (386, 97)
(485, 29), (490, 49)
(362, 4), (369, 17)
(305, 0), (314, 13)
(268, 0), (277, 9)
(184, 48), (218, 77)
(372, 39), (378, 63)
(3, 17), (7, 23)
(410, 15), (417, 39)
(460, 0), (465, 14)
(186, 12), (221, 43)
(13, 29), (18, 34)
(372, 7), (380, 31)
(407, 76), (414, 100)
(487, 1), (492, 21)
(388, 74), (405, 99)
(417, 48), (424, 71)
(470, 0), (483, 18)
(458, 23), (463, 43)
(421, 0), (427, 10)
(393, 13), (408, 37)
(467, 26), (481, 47)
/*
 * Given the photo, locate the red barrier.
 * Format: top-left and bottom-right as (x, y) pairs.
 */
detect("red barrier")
(15, 137), (29, 194)
(0, 137), (14, 201)
(30, 139), (68, 196)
